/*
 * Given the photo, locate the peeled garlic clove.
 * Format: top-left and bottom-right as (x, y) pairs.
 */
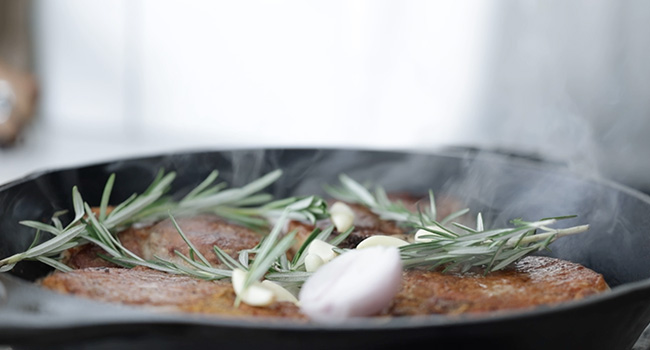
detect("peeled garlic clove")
(231, 268), (247, 294)
(356, 235), (409, 249)
(299, 246), (403, 323)
(307, 239), (338, 263)
(304, 252), (325, 272)
(231, 268), (275, 307)
(261, 280), (299, 304)
(241, 284), (275, 307)
(329, 201), (355, 232)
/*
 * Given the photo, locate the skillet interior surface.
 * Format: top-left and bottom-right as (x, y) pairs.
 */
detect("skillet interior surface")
(1, 148), (650, 349)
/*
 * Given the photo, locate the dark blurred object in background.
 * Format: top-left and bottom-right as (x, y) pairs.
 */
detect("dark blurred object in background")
(0, 0), (38, 147)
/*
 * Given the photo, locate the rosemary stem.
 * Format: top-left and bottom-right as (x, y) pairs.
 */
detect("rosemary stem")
(0, 254), (23, 265)
(507, 224), (589, 246)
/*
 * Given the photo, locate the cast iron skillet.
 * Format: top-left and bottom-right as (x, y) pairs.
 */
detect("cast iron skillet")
(1, 148), (650, 350)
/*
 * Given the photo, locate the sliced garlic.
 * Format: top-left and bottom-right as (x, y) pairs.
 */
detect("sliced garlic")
(329, 201), (355, 232)
(231, 268), (275, 307)
(356, 235), (409, 249)
(299, 246), (403, 323)
(307, 239), (338, 263)
(304, 252), (325, 272)
(260, 280), (299, 304)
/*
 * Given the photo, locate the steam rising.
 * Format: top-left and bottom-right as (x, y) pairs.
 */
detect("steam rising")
(467, 1), (650, 190)
(229, 148), (639, 285)
(1, 148), (648, 286)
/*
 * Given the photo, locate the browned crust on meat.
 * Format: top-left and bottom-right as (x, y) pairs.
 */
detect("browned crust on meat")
(62, 224), (150, 268)
(40, 266), (306, 320)
(386, 256), (609, 316)
(46, 199), (608, 320)
(137, 215), (261, 265)
(40, 256), (608, 319)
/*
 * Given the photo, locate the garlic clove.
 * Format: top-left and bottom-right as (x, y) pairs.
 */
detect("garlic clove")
(329, 201), (355, 232)
(304, 252), (325, 272)
(261, 280), (299, 304)
(307, 238), (338, 263)
(356, 235), (409, 249)
(299, 246), (403, 323)
(231, 268), (247, 294)
(231, 268), (275, 307)
(241, 284), (275, 307)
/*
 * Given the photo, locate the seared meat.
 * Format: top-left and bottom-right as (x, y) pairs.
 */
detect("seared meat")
(43, 198), (607, 320)
(40, 266), (305, 319)
(387, 256), (609, 316)
(40, 256), (608, 318)
(63, 224), (150, 268)
(64, 215), (261, 269)
(137, 215), (260, 265)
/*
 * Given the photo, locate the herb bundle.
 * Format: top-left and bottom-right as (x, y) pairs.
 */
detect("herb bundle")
(0, 169), (327, 273)
(0, 169), (589, 292)
(325, 174), (589, 274)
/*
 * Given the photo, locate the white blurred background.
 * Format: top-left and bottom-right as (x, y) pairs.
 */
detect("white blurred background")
(1, 0), (650, 190)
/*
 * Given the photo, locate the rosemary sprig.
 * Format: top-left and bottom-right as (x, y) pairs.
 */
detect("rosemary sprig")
(217, 215), (352, 292)
(0, 169), (327, 272)
(109, 208), (330, 302)
(102, 213), (233, 281)
(401, 217), (588, 273)
(326, 174), (589, 273)
(1, 169), (591, 299)
(232, 211), (297, 306)
(213, 195), (328, 230)
(212, 175), (589, 288)
(324, 174), (469, 226)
